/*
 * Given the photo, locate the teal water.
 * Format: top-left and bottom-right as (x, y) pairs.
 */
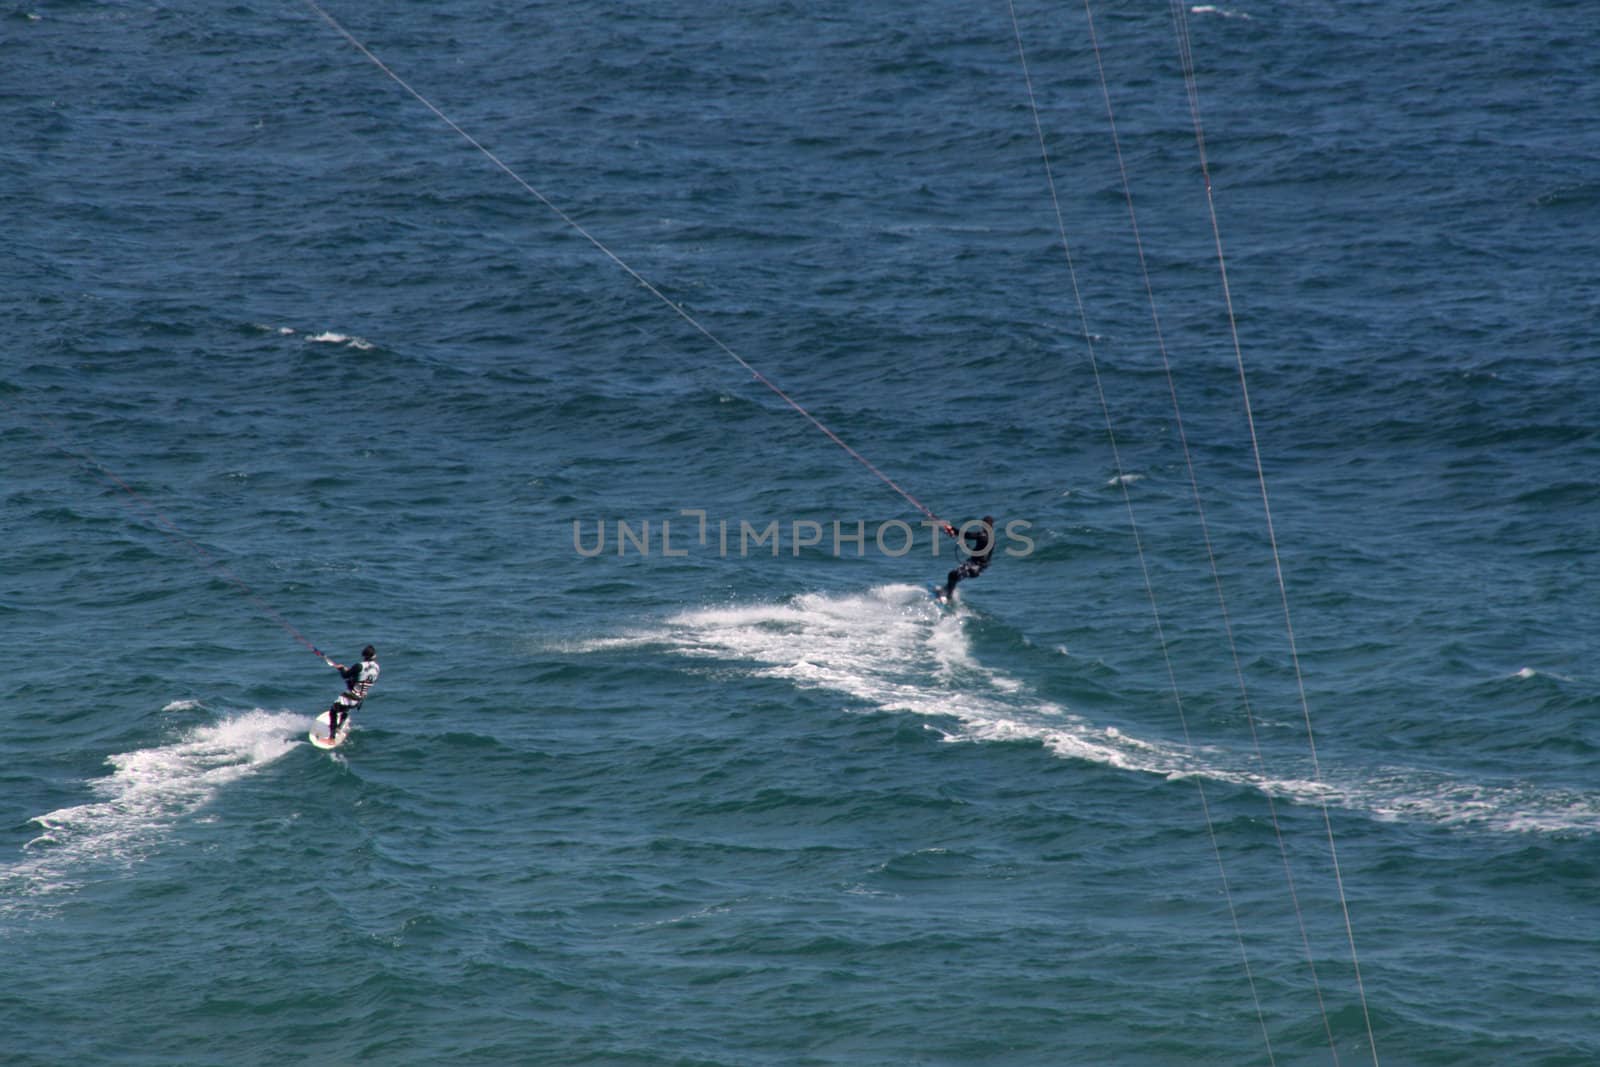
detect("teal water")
(5, 2), (1599, 1064)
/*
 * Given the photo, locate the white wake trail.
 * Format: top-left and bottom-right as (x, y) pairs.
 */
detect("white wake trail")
(635, 584), (1600, 836)
(4, 708), (309, 911)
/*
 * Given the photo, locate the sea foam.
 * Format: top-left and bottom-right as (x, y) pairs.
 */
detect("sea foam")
(4, 709), (309, 910)
(641, 584), (1600, 837)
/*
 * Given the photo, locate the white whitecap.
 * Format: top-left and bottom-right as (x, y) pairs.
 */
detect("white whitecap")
(304, 331), (373, 349)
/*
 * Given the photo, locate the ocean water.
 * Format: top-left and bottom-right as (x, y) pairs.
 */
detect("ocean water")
(4, 1), (1599, 1064)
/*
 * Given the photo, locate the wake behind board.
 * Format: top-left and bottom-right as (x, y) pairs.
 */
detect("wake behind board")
(309, 710), (350, 750)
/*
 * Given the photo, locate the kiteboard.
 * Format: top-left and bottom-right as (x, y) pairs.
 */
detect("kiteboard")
(308, 710), (351, 750)
(930, 582), (952, 607)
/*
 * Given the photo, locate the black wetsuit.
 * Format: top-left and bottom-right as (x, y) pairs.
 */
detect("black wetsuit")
(326, 656), (379, 736)
(944, 520), (994, 597)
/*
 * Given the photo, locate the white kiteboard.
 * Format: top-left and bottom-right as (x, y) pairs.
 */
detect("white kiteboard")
(308, 710), (351, 750)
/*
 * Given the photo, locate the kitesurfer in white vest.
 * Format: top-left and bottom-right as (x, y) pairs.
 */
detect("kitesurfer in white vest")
(324, 645), (379, 740)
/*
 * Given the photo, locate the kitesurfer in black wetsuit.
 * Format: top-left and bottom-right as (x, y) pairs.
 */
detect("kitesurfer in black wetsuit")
(938, 516), (995, 600)
(324, 645), (379, 740)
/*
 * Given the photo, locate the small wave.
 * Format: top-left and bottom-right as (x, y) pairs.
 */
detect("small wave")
(305, 331), (375, 351)
(1529, 183), (1600, 209)
(250, 323), (375, 350)
(1191, 4), (1251, 18)
(1512, 666), (1576, 684)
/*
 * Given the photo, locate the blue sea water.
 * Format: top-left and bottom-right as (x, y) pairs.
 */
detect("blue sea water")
(4, 1), (1599, 1063)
